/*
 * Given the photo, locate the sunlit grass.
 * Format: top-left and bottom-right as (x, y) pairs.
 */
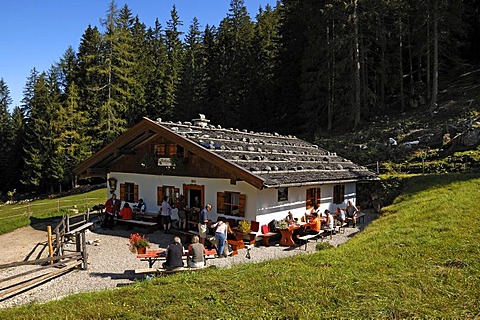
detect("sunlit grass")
(1, 174), (479, 319)
(0, 188), (105, 235)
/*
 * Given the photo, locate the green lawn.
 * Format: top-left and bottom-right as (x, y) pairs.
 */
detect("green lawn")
(0, 188), (106, 235)
(1, 174), (479, 319)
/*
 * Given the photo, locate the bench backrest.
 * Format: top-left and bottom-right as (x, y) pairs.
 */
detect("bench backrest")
(261, 224), (269, 234)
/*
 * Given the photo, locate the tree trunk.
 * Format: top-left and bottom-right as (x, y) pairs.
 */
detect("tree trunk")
(399, 17), (405, 111)
(353, 0), (361, 127)
(430, 0), (439, 111)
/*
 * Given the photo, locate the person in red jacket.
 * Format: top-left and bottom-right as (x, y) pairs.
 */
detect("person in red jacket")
(104, 193), (121, 227)
(119, 202), (133, 220)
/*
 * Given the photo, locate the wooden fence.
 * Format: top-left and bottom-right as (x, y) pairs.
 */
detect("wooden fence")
(0, 211), (99, 302)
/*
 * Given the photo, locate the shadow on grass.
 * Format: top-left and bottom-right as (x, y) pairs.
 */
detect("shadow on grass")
(400, 172), (480, 197)
(29, 216), (62, 232)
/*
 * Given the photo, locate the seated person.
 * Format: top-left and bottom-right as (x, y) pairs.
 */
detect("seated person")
(345, 200), (358, 227)
(285, 211), (296, 225)
(333, 207), (346, 224)
(119, 202), (133, 220)
(137, 198), (146, 213)
(187, 235), (205, 268)
(162, 236), (184, 269)
(301, 212), (322, 236)
(322, 210), (335, 234)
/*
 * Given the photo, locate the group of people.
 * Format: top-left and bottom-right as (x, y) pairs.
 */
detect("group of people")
(283, 200), (359, 242)
(102, 192), (189, 231)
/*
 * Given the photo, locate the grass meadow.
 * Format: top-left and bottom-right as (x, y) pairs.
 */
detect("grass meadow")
(0, 174), (479, 319)
(0, 188), (105, 235)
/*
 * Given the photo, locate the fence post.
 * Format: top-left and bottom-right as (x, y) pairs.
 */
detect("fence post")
(81, 232), (88, 270)
(376, 161), (379, 174)
(47, 226), (54, 264)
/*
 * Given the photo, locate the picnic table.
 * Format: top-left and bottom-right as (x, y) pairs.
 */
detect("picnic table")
(136, 248), (217, 268)
(279, 222), (307, 247)
(137, 249), (167, 268)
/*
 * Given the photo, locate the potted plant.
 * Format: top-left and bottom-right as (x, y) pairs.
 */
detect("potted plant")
(277, 219), (289, 230)
(237, 220), (251, 234)
(129, 233), (150, 254)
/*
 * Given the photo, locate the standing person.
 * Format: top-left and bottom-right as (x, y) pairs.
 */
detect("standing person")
(160, 196), (173, 233)
(175, 195), (187, 230)
(162, 236), (184, 270)
(211, 220), (227, 258)
(104, 193), (121, 228)
(119, 202), (133, 220)
(345, 200), (358, 227)
(198, 204), (212, 245)
(187, 235), (205, 268)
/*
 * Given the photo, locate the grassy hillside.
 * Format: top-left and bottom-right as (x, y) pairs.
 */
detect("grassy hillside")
(1, 173), (479, 319)
(317, 68), (480, 174)
(0, 188), (105, 235)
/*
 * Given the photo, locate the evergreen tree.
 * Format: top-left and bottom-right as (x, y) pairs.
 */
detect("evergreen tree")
(0, 79), (13, 193)
(177, 17), (207, 121)
(210, 0), (254, 128)
(164, 5), (184, 119)
(144, 19), (168, 120)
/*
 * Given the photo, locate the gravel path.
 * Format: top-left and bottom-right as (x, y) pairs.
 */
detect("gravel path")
(0, 212), (375, 309)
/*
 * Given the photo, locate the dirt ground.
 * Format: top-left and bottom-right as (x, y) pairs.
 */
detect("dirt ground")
(0, 226), (51, 265)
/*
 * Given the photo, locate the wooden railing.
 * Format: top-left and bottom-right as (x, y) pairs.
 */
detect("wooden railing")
(0, 211), (96, 301)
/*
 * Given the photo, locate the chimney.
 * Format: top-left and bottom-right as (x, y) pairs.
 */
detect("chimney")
(192, 114), (210, 128)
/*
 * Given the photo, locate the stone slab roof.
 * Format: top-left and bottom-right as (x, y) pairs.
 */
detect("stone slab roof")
(157, 118), (377, 187)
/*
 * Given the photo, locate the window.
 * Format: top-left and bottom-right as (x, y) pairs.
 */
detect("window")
(217, 192), (246, 217)
(278, 187), (289, 202)
(157, 185), (180, 205)
(152, 143), (181, 157)
(306, 188), (321, 208)
(333, 184), (345, 204)
(120, 182), (138, 203)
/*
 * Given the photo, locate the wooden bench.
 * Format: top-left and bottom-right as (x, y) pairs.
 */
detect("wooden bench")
(356, 211), (365, 223)
(258, 232), (278, 246)
(64, 222), (94, 237)
(135, 266), (212, 276)
(297, 231), (324, 250)
(114, 218), (158, 233)
(337, 222), (348, 234)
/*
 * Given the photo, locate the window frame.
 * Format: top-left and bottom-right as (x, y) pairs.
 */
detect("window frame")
(306, 187), (321, 209)
(333, 184), (345, 204)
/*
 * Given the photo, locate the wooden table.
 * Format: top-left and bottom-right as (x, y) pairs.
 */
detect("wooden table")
(137, 249), (166, 268)
(279, 223), (307, 246)
(137, 248), (217, 268)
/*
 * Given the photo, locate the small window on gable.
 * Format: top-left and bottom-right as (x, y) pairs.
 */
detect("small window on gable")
(217, 191), (246, 217)
(278, 187), (289, 202)
(306, 187), (321, 209)
(333, 184), (345, 204)
(120, 182), (138, 203)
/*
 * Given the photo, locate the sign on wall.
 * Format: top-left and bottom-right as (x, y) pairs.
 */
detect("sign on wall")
(158, 158), (173, 166)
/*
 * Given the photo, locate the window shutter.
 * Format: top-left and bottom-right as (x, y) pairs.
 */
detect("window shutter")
(169, 144), (177, 156)
(239, 194), (246, 215)
(120, 183), (125, 201)
(316, 188), (321, 205)
(134, 185), (139, 203)
(217, 192), (225, 214)
(157, 186), (164, 205)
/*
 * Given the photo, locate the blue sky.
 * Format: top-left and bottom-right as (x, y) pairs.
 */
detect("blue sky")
(0, 0), (277, 109)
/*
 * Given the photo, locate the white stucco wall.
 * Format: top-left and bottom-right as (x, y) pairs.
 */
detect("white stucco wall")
(107, 172), (357, 228)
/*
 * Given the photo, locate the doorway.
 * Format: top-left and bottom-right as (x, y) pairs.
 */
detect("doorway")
(183, 184), (204, 209)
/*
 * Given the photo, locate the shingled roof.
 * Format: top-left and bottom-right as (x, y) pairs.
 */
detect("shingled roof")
(157, 116), (378, 188)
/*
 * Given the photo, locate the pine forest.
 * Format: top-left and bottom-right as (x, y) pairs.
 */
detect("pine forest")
(0, 0), (479, 196)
